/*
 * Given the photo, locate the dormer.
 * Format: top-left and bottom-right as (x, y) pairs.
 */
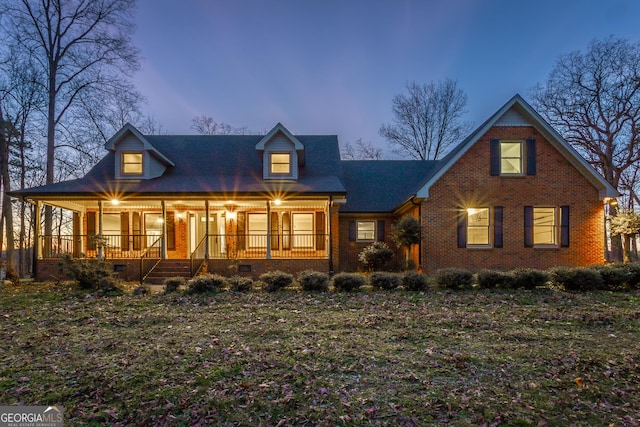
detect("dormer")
(105, 123), (174, 179)
(256, 123), (305, 180)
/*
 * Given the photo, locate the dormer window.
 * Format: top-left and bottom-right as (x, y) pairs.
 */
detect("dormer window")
(122, 152), (143, 175)
(270, 153), (291, 175)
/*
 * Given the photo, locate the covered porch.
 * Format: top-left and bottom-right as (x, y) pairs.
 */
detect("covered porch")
(31, 196), (340, 281)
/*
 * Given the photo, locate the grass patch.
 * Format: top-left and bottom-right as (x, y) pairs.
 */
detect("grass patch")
(1, 283), (639, 425)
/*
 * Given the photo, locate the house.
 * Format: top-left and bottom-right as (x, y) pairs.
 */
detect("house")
(14, 94), (618, 282)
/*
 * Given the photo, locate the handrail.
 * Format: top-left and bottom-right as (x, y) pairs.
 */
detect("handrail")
(190, 234), (209, 276)
(140, 235), (163, 283)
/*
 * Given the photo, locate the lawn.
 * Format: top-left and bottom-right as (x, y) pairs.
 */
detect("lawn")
(1, 283), (639, 426)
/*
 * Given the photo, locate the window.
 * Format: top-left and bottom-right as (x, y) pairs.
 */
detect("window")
(357, 221), (376, 241)
(292, 213), (314, 248)
(122, 152), (143, 175)
(467, 208), (490, 246)
(247, 213), (267, 248)
(270, 153), (291, 174)
(533, 207), (556, 246)
(500, 141), (522, 175)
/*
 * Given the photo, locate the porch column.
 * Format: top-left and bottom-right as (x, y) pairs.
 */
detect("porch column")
(266, 200), (271, 259)
(33, 200), (41, 260)
(161, 200), (168, 258)
(204, 200), (210, 259)
(327, 200), (333, 274)
(72, 212), (81, 258)
(97, 200), (104, 259)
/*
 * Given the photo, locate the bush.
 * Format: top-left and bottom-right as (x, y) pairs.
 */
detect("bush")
(510, 268), (549, 290)
(228, 275), (253, 292)
(358, 241), (394, 271)
(186, 273), (226, 294)
(622, 263), (640, 288)
(297, 270), (329, 292)
(61, 254), (119, 291)
(260, 270), (294, 292)
(331, 272), (366, 292)
(369, 272), (401, 290)
(163, 276), (186, 294)
(433, 268), (474, 290)
(590, 264), (633, 290)
(549, 266), (604, 291)
(402, 271), (429, 291)
(476, 270), (513, 289)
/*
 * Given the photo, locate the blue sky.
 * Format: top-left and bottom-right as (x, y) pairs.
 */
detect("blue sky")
(133, 0), (640, 156)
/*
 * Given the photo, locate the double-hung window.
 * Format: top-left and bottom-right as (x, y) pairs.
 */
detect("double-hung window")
(356, 221), (376, 242)
(122, 152), (143, 175)
(525, 206), (570, 248)
(500, 141), (523, 175)
(533, 207), (557, 246)
(467, 208), (490, 246)
(270, 153), (291, 175)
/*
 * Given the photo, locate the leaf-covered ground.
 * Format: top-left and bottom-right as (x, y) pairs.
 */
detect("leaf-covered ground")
(1, 283), (639, 426)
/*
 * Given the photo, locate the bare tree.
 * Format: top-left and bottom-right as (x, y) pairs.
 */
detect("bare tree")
(379, 79), (472, 160)
(531, 36), (640, 191)
(1, 0), (141, 236)
(341, 138), (383, 160)
(191, 115), (250, 135)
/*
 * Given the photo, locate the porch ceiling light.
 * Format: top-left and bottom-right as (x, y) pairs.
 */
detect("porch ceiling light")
(110, 199), (120, 206)
(273, 198), (282, 205)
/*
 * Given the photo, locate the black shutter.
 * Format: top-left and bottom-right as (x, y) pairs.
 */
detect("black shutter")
(524, 206), (534, 247)
(494, 206), (503, 248)
(349, 220), (356, 241)
(271, 212), (280, 250)
(166, 211), (175, 250)
(377, 220), (385, 241)
(132, 212), (141, 251)
(237, 212), (246, 250)
(315, 212), (325, 250)
(120, 212), (129, 251)
(560, 206), (570, 247)
(526, 138), (536, 175)
(87, 211), (96, 250)
(457, 210), (467, 248)
(490, 139), (500, 175)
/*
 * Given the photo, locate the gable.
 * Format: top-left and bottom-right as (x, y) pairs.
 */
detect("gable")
(106, 123), (174, 179)
(416, 94), (618, 199)
(256, 123), (305, 180)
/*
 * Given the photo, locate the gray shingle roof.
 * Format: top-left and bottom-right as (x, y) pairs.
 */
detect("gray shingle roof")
(340, 160), (439, 212)
(15, 134), (347, 198)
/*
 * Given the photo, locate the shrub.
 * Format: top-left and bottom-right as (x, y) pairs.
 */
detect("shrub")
(358, 241), (394, 271)
(186, 273), (226, 294)
(228, 275), (253, 292)
(133, 285), (148, 296)
(369, 272), (401, 290)
(622, 263), (640, 288)
(331, 272), (366, 292)
(549, 266), (604, 291)
(402, 271), (429, 291)
(510, 268), (549, 290)
(163, 276), (186, 294)
(476, 270), (512, 289)
(590, 264), (633, 290)
(433, 268), (474, 290)
(297, 270), (329, 292)
(61, 254), (119, 291)
(260, 270), (294, 292)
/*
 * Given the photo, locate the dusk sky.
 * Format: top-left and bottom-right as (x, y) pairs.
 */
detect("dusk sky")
(133, 0), (640, 156)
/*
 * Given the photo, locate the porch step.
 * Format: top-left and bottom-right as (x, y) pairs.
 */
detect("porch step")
(143, 260), (192, 285)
